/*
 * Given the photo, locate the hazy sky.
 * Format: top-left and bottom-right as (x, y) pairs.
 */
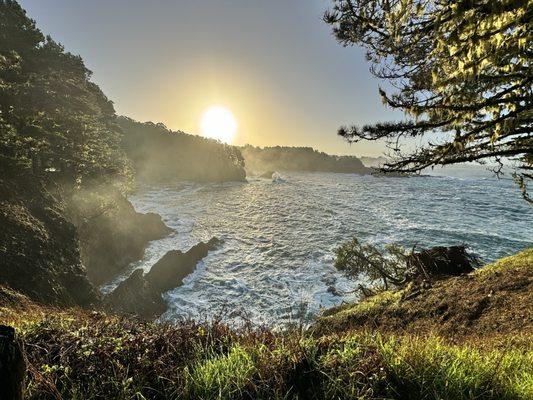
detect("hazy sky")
(20, 0), (403, 156)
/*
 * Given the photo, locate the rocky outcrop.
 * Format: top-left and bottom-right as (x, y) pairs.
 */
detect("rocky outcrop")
(106, 238), (221, 319)
(0, 176), (100, 307)
(146, 237), (221, 293)
(370, 169), (412, 178)
(0, 325), (25, 400)
(70, 188), (174, 285)
(407, 245), (479, 278)
(105, 269), (166, 319)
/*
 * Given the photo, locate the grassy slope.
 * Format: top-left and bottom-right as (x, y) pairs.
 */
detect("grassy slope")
(1, 249), (532, 399)
(313, 249), (532, 341)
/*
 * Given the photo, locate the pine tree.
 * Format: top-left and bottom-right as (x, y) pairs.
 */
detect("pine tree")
(325, 0), (532, 201)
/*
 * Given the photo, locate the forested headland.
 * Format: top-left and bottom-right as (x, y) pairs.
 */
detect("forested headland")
(241, 145), (370, 175)
(119, 117), (246, 183)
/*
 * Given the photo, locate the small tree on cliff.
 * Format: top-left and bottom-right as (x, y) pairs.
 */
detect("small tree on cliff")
(324, 0), (532, 201)
(335, 238), (410, 294)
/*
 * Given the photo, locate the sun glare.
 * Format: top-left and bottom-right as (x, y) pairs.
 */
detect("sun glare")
(200, 106), (237, 144)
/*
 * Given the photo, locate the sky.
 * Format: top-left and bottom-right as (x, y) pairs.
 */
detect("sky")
(19, 0), (403, 157)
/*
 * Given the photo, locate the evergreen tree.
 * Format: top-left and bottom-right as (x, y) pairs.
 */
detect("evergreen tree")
(325, 0), (532, 201)
(0, 0), (130, 186)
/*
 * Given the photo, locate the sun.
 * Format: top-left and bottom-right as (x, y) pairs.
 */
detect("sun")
(200, 106), (237, 144)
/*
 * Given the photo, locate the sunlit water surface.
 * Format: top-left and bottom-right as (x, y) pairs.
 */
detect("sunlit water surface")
(103, 172), (532, 327)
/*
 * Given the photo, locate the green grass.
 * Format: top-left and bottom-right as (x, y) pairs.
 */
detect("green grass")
(322, 288), (404, 319)
(9, 312), (531, 399)
(185, 345), (257, 399)
(380, 336), (533, 400)
(477, 248), (533, 275)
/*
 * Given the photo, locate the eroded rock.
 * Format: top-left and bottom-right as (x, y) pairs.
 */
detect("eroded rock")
(105, 269), (166, 320)
(71, 189), (174, 285)
(106, 237), (221, 319)
(146, 237), (221, 293)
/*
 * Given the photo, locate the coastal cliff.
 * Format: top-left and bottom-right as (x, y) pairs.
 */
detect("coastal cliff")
(119, 117), (247, 183)
(0, 175), (100, 307)
(68, 186), (174, 285)
(241, 145), (371, 175)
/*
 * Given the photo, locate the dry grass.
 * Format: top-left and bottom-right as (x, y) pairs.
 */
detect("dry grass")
(6, 309), (530, 399)
(314, 248), (533, 340)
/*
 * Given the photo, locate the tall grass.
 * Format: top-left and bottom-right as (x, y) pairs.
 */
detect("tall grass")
(10, 311), (531, 399)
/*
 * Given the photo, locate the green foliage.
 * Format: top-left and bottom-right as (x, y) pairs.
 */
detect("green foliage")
(322, 288), (404, 322)
(478, 247), (533, 274)
(185, 345), (257, 399)
(0, 0), (131, 186)
(325, 0), (533, 201)
(8, 308), (531, 399)
(380, 336), (533, 399)
(335, 237), (410, 291)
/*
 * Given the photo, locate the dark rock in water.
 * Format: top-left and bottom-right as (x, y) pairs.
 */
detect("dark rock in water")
(105, 269), (166, 320)
(106, 237), (221, 319)
(146, 237), (221, 294)
(72, 189), (174, 286)
(371, 168), (430, 178)
(408, 246), (479, 277)
(0, 325), (26, 400)
(0, 175), (100, 307)
(259, 171), (275, 179)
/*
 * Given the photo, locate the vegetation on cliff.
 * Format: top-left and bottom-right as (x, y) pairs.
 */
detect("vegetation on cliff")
(1, 250), (531, 399)
(0, 0), (130, 186)
(0, 1), (194, 312)
(118, 117), (246, 183)
(241, 145), (370, 175)
(316, 248), (532, 339)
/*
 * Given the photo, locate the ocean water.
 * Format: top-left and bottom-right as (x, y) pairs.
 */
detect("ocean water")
(103, 172), (532, 327)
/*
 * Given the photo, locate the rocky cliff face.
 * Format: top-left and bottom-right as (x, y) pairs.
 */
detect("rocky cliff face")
(70, 188), (174, 286)
(0, 176), (100, 307)
(104, 269), (166, 319)
(0, 174), (175, 309)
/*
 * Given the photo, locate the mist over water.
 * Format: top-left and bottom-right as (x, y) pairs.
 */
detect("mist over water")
(103, 172), (532, 327)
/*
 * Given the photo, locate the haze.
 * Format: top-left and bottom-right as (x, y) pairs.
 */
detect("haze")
(19, 0), (402, 156)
